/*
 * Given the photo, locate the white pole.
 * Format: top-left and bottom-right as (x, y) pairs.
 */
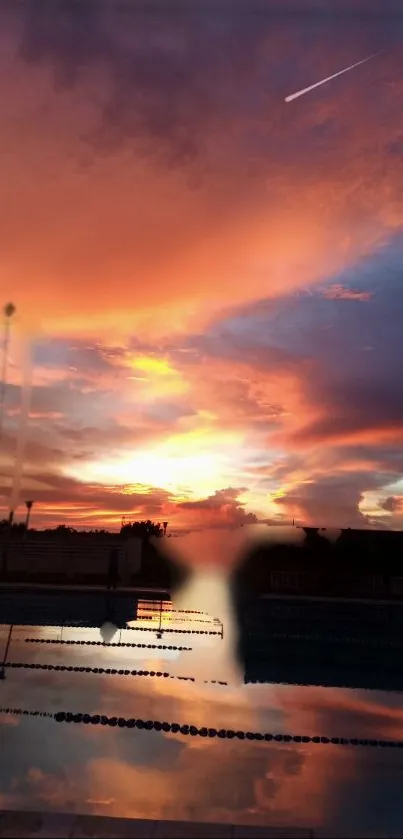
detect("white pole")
(0, 304), (15, 443)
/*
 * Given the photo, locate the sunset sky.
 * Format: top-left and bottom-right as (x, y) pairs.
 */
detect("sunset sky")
(1, 0), (403, 531)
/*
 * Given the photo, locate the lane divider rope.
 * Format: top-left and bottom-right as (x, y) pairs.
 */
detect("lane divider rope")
(24, 639), (192, 651)
(0, 707), (400, 747)
(2, 662), (227, 684)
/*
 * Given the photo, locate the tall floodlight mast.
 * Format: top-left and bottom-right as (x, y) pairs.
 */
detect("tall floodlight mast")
(25, 500), (33, 531)
(0, 302), (16, 443)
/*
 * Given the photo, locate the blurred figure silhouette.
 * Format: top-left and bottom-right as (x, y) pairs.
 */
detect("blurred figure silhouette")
(302, 526), (332, 555)
(107, 547), (119, 590)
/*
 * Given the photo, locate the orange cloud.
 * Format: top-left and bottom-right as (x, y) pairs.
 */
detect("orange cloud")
(0, 13), (402, 342)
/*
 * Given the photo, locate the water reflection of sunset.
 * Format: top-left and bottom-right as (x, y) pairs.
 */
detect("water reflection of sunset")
(2, 582), (403, 835)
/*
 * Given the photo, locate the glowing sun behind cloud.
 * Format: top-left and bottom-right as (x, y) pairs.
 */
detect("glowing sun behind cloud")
(127, 355), (188, 399)
(63, 430), (246, 498)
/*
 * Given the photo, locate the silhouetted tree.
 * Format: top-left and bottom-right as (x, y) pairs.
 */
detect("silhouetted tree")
(53, 524), (78, 538)
(120, 520), (163, 540)
(0, 520), (27, 537)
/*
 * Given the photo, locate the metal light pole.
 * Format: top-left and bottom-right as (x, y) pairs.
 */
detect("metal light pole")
(156, 599), (163, 639)
(0, 624), (13, 680)
(0, 302), (16, 444)
(25, 500), (33, 531)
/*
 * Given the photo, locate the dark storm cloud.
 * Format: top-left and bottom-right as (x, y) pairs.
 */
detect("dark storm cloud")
(2, 381), (64, 416)
(274, 472), (381, 527)
(322, 285), (373, 300)
(56, 420), (155, 450)
(3, 379), (130, 442)
(33, 339), (126, 377)
(179, 326), (307, 374)
(13, 0), (402, 168)
(382, 495), (403, 512)
(325, 443), (403, 478)
(0, 430), (66, 471)
(288, 364), (403, 447)
(15, 0), (270, 164)
(370, 446), (403, 475)
(198, 234), (403, 450)
(4, 0), (403, 335)
(178, 487), (259, 527)
(204, 230), (403, 360)
(0, 466), (172, 513)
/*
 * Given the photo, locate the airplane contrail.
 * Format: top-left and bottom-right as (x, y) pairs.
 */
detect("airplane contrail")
(285, 52), (380, 102)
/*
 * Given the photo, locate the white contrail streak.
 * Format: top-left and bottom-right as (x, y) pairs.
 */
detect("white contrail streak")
(285, 52), (380, 102)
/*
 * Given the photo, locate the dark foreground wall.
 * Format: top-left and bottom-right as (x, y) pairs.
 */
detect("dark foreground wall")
(3, 526), (403, 599)
(0, 535), (188, 592)
(229, 527), (403, 693)
(239, 596), (403, 692)
(230, 527), (403, 606)
(0, 809), (367, 839)
(0, 588), (139, 628)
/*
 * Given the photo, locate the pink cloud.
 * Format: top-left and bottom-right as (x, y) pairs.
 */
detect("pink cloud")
(322, 285), (373, 301)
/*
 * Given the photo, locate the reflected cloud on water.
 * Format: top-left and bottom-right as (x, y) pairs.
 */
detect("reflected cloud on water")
(1, 565), (403, 833)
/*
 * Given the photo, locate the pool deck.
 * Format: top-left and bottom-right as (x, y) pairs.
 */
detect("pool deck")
(3, 580), (403, 607)
(0, 809), (396, 838)
(0, 582), (170, 594)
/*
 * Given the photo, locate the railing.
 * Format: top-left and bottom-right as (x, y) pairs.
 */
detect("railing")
(259, 571), (403, 601)
(0, 539), (130, 584)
